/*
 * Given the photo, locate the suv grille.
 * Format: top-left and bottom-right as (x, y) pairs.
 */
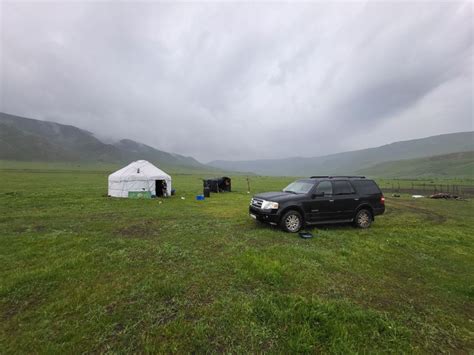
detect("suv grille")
(251, 198), (263, 208)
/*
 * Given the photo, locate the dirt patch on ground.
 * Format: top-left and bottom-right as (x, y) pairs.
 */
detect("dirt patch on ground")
(12, 224), (46, 234)
(1, 298), (41, 322)
(13, 226), (27, 234)
(1, 303), (22, 321)
(89, 212), (124, 221)
(115, 220), (161, 238)
(32, 224), (47, 232)
(3, 191), (22, 197)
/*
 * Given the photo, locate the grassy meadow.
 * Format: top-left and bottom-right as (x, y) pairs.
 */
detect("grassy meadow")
(0, 164), (473, 353)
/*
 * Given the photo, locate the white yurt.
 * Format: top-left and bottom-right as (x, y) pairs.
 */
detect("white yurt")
(108, 160), (172, 198)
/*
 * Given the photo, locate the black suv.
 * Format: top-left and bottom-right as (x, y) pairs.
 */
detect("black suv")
(249, 176), (385, 232)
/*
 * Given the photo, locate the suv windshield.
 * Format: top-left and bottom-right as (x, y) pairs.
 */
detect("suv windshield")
(283, 181), (314, 194)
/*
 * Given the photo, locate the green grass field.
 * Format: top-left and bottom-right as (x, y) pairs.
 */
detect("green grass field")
(1, 165), (473, 353)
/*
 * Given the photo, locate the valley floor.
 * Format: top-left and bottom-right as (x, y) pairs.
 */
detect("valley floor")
(0, 167), (473, 353)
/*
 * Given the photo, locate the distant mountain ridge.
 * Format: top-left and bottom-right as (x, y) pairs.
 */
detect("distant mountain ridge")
(357, 151), (474, 178)
(2, 112), (473, 177)
(0, 112), (209, 169)
(209, 131), (474, 176)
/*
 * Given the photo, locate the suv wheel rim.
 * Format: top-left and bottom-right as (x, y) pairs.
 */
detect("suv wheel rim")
(358, 211), (370, 228)
(285, 215), (300, 232)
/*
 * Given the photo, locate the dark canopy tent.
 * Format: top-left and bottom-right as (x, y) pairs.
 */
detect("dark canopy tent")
(203, 177), (231, 192)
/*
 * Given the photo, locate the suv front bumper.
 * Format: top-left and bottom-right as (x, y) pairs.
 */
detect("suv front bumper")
(249, 206), (280, 224)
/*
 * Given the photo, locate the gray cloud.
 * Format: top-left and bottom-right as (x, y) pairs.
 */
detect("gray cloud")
(1, 1), (472, 161)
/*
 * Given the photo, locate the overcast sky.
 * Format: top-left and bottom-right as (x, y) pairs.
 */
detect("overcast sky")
(1, 1), (472, 162)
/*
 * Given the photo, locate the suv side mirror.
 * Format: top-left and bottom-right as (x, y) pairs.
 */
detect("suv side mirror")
(312, 192), (324, 198)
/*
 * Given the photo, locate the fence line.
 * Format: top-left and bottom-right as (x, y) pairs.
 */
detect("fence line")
(379, 183), (474, 197)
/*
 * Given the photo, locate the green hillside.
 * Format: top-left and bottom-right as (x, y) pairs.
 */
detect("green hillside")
(0, 112), (214, 171)
(0, 123), (72, 161)
(209, 132), (474, 176)
(358, 151), (474, 178)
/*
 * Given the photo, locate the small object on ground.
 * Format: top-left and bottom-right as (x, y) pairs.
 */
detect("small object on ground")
(392, 193), (401, 197)
(412, 195), (424, 198)
(181, 196), (185, 200)
(158, 201), (162, 204)
(299, 231), (313, 239)
(203, 177), (232, 192)
(196, 195), (205, 201)
(430, 192), (459, 199)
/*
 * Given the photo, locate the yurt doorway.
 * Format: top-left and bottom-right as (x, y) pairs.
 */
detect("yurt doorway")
(155, 180), (166, 197)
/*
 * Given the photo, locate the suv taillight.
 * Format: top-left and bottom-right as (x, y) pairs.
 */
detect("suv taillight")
(381, 196), (385, 204)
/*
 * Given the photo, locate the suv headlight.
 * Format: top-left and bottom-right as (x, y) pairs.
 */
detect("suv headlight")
(261, 200), (279, 210)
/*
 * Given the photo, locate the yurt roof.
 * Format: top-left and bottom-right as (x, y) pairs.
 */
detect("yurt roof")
(109, 160), (171, 182)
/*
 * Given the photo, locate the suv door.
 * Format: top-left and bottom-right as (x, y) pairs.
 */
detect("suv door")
(303, 180), (334, 222)
(331, 180), (359, 220)
(351, 179), (385, 215)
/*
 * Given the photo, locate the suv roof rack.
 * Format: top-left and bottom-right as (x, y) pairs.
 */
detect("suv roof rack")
(310, 175), (366, 179)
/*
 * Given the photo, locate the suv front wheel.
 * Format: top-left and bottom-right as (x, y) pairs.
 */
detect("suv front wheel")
(280, 210), (303, 233)
(354, 209), (372, 228)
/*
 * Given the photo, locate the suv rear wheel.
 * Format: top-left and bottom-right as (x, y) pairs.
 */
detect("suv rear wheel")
(280, 210), (303, 233)
(354, 209), (372, 228)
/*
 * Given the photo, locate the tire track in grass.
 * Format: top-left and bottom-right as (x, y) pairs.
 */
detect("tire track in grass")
(385, 199), (447, 224)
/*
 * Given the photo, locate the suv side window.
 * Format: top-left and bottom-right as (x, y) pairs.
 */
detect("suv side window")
(333, 180), (355, 195)
(315, 180), (332, 195)
(351, 180), (381, 195)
